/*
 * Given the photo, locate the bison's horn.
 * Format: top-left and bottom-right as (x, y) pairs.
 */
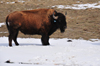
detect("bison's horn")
(53, 12), (58, 19)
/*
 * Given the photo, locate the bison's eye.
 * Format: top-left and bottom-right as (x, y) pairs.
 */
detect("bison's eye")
(54, 20), (56, 22)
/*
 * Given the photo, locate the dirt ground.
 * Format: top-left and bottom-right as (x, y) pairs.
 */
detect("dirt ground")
(0, 0), (100, 40)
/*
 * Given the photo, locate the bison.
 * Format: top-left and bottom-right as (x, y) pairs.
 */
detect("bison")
(6, 9), (67, 46)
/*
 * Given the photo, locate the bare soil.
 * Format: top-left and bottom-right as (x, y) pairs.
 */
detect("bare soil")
(0, 0), (100, 39)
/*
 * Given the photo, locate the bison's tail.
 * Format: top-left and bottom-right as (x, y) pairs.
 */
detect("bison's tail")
(6, 16), (9, 31)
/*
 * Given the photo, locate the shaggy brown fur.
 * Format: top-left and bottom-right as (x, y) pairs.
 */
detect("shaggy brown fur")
(6, 9), (67, 46)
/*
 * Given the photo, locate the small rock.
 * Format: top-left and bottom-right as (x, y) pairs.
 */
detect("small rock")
(5, 60), (14, 63)
(67, 40), (72, 42)
(83, 29), (88, 31)
(5, 60), (10, 63)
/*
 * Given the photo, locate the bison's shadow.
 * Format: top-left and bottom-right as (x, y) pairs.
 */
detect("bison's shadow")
(0, 43), (42, 47)
(91, 43), (100, 45)
(0, 43), (9, 47)
(19, 43), (42, 46)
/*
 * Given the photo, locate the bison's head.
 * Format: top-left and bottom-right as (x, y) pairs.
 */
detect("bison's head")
(53, 12), (67, 33)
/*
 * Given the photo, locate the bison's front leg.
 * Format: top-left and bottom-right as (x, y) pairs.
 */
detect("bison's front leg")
(41, 34), (50, 46)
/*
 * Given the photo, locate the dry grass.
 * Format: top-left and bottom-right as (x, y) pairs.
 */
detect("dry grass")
(0, 0), (100, 39)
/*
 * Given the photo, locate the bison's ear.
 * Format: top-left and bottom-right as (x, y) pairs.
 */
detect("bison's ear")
(53, 12), (58, 20)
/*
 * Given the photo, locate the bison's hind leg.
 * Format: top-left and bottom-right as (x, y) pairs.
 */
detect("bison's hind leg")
(8, 28), (19, 46)
(13, 30), (19, 46)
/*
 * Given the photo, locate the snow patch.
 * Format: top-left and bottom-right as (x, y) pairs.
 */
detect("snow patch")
(18, 0), (25, 3)
(6, 2), (16, 4)
(0, 32), (8, 33)
(52, 2), (100, 10)
(0, 23), (5, 27)
(4, 0), (25, 4)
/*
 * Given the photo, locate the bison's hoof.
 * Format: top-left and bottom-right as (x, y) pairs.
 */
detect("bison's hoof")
(16, 44), (19, 46)
(42, 44), (50, 46)
(9, 45), (12, 47)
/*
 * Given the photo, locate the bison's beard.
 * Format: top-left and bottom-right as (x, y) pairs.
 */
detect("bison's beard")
(60, 26), (67, 33)
(60, 28), (65, 33)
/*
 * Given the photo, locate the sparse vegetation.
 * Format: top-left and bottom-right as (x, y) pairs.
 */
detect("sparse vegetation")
(0, 0), (100, 39)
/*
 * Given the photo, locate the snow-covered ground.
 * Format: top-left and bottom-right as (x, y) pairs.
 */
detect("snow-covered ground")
(52, 2), (100, 10)
(0, 37), (100, 66)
